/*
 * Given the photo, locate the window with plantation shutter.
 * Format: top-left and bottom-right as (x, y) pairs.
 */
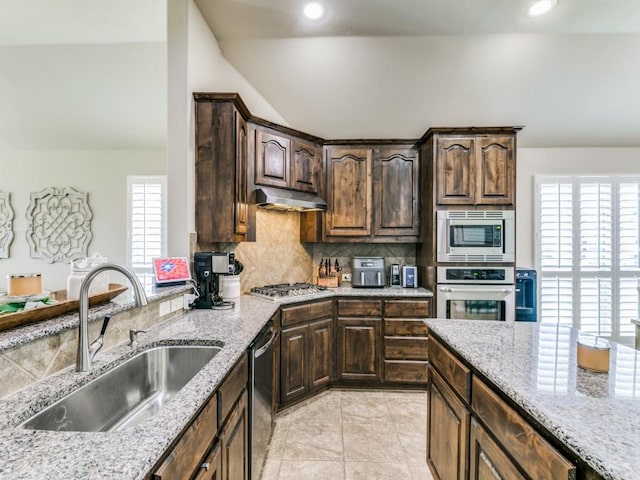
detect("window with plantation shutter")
(127, 176), (167, 289)
(535, 176), (640, 344)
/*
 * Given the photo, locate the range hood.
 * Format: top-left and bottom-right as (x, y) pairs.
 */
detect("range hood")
(255, 186), (327, 212)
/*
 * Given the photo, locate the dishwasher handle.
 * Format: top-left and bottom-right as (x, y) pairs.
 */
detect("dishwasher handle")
(254, 327), (276, 358)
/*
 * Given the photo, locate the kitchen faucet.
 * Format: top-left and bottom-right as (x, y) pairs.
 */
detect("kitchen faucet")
(76, 262), (148, 372)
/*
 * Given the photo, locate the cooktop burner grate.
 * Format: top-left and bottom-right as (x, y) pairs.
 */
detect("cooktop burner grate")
(250, 282), (327, 300)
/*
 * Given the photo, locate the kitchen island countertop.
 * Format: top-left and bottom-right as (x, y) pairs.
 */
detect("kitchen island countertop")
(0, 287), (432, 479)
(426, 319), (640, 480)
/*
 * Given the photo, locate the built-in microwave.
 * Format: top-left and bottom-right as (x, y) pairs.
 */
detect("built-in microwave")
(436, 210), (515, 263)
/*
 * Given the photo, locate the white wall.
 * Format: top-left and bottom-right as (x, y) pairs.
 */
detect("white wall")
(166, 0), (288, 259)
(516, 147), (640, 269)
(0, 149), (165, 292)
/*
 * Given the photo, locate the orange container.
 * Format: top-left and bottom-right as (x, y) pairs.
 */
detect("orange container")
(7, 274), (42, 296)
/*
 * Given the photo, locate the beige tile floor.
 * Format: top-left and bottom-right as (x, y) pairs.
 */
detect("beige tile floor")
(260, 389), (435, 480)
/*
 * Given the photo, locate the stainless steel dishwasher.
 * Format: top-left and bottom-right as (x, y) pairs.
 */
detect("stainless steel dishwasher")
(249, 320), (276, 480)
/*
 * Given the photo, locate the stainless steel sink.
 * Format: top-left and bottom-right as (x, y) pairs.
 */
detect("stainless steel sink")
(21, 345), (221, 432)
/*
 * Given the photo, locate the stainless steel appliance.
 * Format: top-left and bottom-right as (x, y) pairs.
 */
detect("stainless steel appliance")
(193, 252), (235, 309)
(390, 264), (401, 287)
(436, 210), (515, 263)
(437, 266), (515, 322)
(402, 265), (418, 288)
(250, 282), (326, 301)
(352, 257), (386, 288)
(516, 269), (538, 322)
(249, 320), (276, 480)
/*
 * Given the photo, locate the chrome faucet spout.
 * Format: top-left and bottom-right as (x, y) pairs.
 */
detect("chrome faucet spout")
(76, 262), (148, 372)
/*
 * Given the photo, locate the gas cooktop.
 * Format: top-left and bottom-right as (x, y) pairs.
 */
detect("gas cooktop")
(250, 283), (327, 301)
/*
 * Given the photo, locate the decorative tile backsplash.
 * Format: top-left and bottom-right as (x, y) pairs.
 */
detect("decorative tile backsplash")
(203, 210), (416, 292)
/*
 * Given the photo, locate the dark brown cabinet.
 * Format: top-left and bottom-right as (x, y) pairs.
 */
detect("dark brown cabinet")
(324, 146), (372, 238)
(279, 300), (334, 407)
(427, 366), (470, 480)
(193, 441), (223, 480)
(383, 299), (430, 384)
(427, 335), (576, 480)
(373, 147), (420, 238)
(255, 128), (322, 194)
(336, 299), (383, 383)
(152, 353), (249, 480)
(255, 129), (290, 189)
(469, 418), (524, 480)
(220, 390), (249, 480)
(322, 145), (420, 242)
(434, 133), (516, 206)
(194, 94), (253, 242)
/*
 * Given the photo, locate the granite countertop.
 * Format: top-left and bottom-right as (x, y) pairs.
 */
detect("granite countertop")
(0, 286), (432, 479)
(426, 319), (640, 480)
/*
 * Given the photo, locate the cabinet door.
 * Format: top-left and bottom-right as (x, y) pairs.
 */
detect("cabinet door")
(427, 366), (470, 480)
(336, 318), (382, 382)
(308, 317), (333, 391)
(475, 135), (514, 205)
(292, 139), (321, 194)
(435, 137), (475, 205)
(373, 147), (419, 238)
(325, 147), (372, 237)
(280, 324), (308, 403)
(220, 390), (249, 480)
(193, 441), (223, 480)
(255, 129), (290, 189)
(469, 418), (525, 480)
(234, 111), (249, 236)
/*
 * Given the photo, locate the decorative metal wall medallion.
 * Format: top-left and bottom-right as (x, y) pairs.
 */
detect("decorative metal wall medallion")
(0, 192), (14, 259)
(26, 187), (93, 263)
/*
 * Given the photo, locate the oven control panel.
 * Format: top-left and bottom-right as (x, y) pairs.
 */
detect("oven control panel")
(437, 266), (514, 284)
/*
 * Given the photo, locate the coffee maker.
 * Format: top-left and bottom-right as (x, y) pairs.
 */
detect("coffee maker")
(193, 252), (235, 309)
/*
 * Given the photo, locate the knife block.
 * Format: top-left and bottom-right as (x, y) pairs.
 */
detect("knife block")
(316, 275), (339, 288)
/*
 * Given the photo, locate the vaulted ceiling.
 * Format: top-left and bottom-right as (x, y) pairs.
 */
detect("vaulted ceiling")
(1, 0), (640, 150)
(197, 0), (640, 147)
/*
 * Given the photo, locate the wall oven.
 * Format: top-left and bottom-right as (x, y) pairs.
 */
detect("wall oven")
(437, 266), (515, 323)
(436, 210), (515, 263)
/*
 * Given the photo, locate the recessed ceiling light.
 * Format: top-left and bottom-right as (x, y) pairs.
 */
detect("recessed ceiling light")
(303, 2), (325, 20)
(527, 0), (558, 17)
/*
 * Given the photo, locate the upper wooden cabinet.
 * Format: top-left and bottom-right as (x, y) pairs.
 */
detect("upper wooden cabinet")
(322, 144), (419, 242)
(373, 147), (419, 238)
(194, 94), (254, 243)
(324, 146), (372, 237)
(424, 128), (519, 206)
(255, 127), (322, 194)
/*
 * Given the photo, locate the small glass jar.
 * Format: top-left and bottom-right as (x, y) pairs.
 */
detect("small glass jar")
(7, 273), (42, 296)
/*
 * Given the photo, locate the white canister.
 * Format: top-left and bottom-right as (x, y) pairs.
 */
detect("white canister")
(66, 253), (109, 300)
(222, 275), (241, 299)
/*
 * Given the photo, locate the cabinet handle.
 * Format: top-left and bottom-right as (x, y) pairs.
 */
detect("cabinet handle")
(201, 462), (210, 471)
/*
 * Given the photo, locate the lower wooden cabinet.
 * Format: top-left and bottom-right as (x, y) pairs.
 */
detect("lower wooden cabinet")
(336, 318), (382, 382)
(193, 441), (223, 480)
(469, 418), (524, 480)
(152, 392), (218, 479)
(427, 336), (577, 480)
(427, 366), (469, 480)
(220, 390), (249, 480)
(151, 354), (249, 480)
(280, 300), (334, 408)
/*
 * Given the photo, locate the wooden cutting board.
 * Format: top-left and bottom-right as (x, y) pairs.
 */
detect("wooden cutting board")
(0, 283), (128, 333)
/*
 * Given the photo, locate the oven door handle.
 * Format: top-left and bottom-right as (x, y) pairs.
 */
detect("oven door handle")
(438, 286), (514, 294)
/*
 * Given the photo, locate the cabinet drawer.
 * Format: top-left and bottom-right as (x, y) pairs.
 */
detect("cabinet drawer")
(384, 360), (428, 383)
(218, 353), (248, 424)
(192, 441), (222, 480)
(472, 377), (576, 479)
(384, 336), (428, 360)
(337, 299), (382, 317)
(152, 394), (218, 479)
(428, 336), (471, 403)
(282, 300), (333, 327)
(384, 299), (431, 318)
(384, 318), (428, 336)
